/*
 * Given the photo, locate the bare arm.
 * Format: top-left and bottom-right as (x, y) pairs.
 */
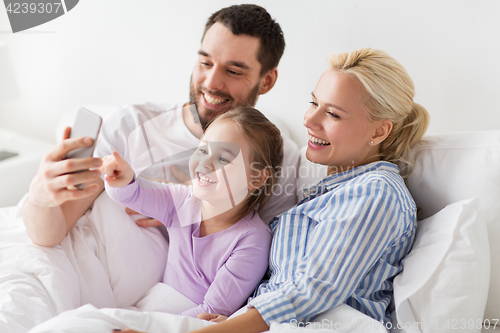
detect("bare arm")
(23, 127), (104, 247)
(190, 308), (269, 333)
(116, 308), (269, 333)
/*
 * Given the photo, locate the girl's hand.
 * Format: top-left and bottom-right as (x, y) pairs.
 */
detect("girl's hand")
(197, 313), (228, 323)
(100, 151), (134, 188)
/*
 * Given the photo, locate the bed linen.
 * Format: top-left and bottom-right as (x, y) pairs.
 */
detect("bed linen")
(0, 192), (168, 332)
(0, 193), (387, 333)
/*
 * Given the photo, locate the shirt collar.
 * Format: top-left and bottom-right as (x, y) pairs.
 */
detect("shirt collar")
(302, 161), (400, 200)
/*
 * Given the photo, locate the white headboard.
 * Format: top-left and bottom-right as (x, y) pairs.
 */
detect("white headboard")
(1, 1), (499, 145)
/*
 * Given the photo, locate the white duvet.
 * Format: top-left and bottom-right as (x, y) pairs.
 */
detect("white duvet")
(0, 193), (386, 333)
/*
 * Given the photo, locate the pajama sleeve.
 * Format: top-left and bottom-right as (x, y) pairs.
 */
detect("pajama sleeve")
(105, 176), (190, 228)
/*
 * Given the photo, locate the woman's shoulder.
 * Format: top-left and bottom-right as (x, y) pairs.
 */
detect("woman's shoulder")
(350, 161), (415, 211)
(309, 161), (415, 215)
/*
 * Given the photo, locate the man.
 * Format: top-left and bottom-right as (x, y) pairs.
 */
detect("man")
(23, 4), (299, 247)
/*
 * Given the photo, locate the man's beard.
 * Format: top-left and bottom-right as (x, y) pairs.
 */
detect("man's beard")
(189, 75), (260, 131)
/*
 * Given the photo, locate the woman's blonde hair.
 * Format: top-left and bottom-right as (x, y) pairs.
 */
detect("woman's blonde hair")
(328, 48), (430, 176)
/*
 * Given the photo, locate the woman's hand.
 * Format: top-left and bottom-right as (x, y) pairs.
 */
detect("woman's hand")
(188, 308), (268, 333)
(100, 151), (134, 187)
(197, 312), (228, 323)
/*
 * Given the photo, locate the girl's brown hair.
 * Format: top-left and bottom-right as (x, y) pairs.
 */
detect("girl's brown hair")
(208, 106), (284, 221)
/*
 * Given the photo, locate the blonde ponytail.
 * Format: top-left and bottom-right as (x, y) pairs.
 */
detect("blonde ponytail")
(328, 48), (430, 176)
(380, 102), (430, 176)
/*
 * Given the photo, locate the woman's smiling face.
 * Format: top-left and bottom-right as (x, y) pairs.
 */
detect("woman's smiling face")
(303, 68), (382, 172)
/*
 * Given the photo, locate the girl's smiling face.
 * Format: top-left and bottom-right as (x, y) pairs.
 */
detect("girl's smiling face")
(303, 68), (383, 172)
(189, 120), (256, 208)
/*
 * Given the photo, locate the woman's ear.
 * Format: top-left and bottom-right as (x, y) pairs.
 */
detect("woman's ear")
(248, 168), (269, 191)
(258, 68), (278, 95)
(371, 119), (393, 144)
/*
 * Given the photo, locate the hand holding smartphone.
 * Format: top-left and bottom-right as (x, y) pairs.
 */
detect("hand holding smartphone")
(64, 108), (102, 190)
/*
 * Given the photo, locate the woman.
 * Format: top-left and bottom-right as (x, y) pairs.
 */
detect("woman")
(120, 47), (429, 333)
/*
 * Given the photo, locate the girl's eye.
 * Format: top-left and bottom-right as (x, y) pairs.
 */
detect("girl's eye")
(309, 101), (318, 107)
(219, 157), (230, 164)
(199, 148), (208, 154)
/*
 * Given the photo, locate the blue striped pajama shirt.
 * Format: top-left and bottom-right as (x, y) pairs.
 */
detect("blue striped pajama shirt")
(249, 161), (417, 325)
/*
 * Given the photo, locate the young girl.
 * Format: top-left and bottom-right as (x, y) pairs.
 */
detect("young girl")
(100, 106), (283, 318)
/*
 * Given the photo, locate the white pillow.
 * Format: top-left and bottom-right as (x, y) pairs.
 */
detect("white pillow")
(406, 130), (500, 321)
(393, 199), (490, 333)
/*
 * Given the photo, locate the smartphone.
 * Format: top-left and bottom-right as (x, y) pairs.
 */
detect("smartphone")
(0, 150), (18, 162)
(64, 108), (102, 189)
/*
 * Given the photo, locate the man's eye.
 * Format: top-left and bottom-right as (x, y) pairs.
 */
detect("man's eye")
(228, 69), (242, 75)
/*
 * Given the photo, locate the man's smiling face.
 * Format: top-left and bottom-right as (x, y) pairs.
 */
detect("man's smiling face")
(189, 22), (264, 130)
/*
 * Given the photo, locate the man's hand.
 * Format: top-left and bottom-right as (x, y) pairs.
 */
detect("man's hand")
(29, 127), (102, 208)
(100, 151), (134, 188)
(23, 126), (104, 247)
(197, 313), (228, 323)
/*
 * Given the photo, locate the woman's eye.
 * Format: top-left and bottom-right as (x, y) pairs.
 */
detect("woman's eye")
(309, 101), (318, 107)
(327, 111), (341, 119)
(199, 148), (208, 154)
(219, 157), (230, 163)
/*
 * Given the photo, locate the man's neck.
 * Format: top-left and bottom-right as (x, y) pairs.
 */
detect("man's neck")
(182, 103), (204, 139)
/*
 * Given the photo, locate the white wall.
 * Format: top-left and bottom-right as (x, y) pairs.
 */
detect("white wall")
(1, 0), (499, 147)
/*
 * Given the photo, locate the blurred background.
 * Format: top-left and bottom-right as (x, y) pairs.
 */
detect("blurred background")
(1, 0), (499, 147)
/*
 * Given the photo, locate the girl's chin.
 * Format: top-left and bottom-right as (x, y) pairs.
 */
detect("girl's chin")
(193, 188), (224, 204)
(193, 189), (248, 208)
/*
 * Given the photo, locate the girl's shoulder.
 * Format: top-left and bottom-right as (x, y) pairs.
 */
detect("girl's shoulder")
(234, 212), (272, 236)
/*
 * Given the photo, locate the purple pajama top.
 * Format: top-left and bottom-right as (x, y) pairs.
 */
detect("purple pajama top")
(105, 177), (272, 317)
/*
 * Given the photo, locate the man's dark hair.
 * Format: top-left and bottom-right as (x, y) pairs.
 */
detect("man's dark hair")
(202, 4), (285, 76)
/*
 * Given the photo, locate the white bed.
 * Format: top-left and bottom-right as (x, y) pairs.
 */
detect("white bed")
(0, 186), (387, 333)
(0, 107), (498, 332)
